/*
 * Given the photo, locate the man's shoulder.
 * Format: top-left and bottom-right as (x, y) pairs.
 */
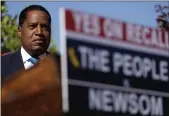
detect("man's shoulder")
(2, 51), (21, 64)
(2, 52), (14, 62)
(1, 52), (16, 80)
(1, 51), (22, 80)
(2, 53), (17, 69)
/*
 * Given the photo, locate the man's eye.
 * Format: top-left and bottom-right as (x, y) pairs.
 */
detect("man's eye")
(42, 25), (49, 30)
(29, 24), (36, 29)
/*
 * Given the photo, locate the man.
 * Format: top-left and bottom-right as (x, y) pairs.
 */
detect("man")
(1, 5), (52, 83)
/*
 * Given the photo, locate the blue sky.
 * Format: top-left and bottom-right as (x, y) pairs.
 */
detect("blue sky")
(6, 1), (168, 53)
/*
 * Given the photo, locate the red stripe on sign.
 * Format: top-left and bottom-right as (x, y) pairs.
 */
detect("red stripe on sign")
(65, 10), (76, 31)
(64, 9), (169, 51)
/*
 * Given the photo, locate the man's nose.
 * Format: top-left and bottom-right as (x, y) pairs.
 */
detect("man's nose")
(36, 26), (43, 35)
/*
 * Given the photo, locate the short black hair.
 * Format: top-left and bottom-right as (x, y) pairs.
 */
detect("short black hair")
(19, 5), (51, 27)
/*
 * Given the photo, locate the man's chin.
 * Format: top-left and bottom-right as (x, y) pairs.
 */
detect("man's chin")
(33, 46), (46, 55)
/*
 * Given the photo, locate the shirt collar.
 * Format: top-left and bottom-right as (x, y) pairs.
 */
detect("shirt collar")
(21, 47), (46, 63)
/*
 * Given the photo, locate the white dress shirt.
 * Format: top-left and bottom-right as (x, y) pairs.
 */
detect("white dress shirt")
(21, 47), (46, 70)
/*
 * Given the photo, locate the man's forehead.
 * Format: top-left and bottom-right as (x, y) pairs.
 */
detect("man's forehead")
(27, 10), (40, 18)
(26, 10), (49, 20)
(27, 11), (35, 20)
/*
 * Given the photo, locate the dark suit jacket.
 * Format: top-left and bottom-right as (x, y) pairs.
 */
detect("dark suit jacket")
(1, 50), (24, 83)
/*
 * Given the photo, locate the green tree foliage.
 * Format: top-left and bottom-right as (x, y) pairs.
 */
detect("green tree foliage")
(1, 1), (20, 53)
(155, 4), (169, 31)
(1, 1), (57, 54)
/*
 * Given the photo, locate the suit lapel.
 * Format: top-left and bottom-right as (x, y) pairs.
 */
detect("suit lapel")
(11, 50), (25, 71)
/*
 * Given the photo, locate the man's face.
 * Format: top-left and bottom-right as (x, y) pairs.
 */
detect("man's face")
(19, 10), (51, 56)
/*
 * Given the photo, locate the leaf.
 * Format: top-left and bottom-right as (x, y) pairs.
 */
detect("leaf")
(1, 5), (7, 13)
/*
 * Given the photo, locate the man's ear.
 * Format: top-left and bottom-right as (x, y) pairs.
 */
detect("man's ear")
(18, 26), (22, 37)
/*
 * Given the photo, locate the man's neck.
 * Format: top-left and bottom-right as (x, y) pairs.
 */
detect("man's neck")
(21, 47), (46, 60)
